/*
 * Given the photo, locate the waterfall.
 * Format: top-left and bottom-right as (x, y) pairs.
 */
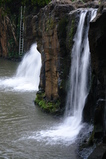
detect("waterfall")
(0, 43), (42, 91)
(64, 9), (97, 130)
(29, 9), (97, 145)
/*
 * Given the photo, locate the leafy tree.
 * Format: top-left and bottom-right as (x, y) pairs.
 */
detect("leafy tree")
(0, 0), (51, 16)
(0, 0), (51, 8)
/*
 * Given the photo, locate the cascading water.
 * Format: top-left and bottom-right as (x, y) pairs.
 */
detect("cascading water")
(0, 8), (98, 159)
(64, 9), (97, 132)
(26, 9), (97, 145)
(0, 43), (42, 91)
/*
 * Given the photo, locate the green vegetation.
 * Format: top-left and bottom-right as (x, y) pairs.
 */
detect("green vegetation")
(21, 0), (51, 7)
(0, 0), (51, 19)
(0, 0), (51, 8)
(8, 39), (18, 58)
(46, 17), (55, 32)
(0, 0), (51, 59)
(35, 92), (61, 114)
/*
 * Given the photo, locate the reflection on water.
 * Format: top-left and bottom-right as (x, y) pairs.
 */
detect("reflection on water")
(0, 58), (78, 159)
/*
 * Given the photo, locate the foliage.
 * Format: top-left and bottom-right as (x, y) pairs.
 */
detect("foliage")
(8, 39), (19, 59)
(35, 92), (61, 114)
(22, 0), (51, 6)
(0, 0), (51, 23)
(0, 0), (51, 59)
(0, 0), (51, 18)
(0, 0), (51, 9)
(46, 17), (55, 32)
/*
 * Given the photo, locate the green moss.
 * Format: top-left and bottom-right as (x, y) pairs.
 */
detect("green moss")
(59, 78), (68, 91)
(35, 92), (60, 114)
(46, 17), (55, 32)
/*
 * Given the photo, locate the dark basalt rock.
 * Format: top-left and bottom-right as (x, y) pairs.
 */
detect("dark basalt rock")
(88, 143), (106, 159)
(82, 4), (106, 159)
(89, 6), (106, 136)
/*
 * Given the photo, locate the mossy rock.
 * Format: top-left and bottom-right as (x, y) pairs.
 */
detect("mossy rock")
(35, 92), (61, 114)
(45, 17), (55, 33)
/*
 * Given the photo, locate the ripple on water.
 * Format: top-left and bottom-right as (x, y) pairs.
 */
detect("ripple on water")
(0, 58), (78, 159)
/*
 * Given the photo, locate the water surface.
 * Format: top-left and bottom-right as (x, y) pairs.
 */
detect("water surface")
(0, 58), (78, 159)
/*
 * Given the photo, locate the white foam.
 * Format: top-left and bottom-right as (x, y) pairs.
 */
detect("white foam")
(0, 43), (42, 92)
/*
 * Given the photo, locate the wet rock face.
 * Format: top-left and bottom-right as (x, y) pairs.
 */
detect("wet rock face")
(33, 2), (75, 106)
(86, 7), (106, 140)
(32, 1), (99, 111)
(24, 15), (35, 53)
(0, 8), (18, 58)
(0, 9), (8, 57)
(89, 9), (106, 85)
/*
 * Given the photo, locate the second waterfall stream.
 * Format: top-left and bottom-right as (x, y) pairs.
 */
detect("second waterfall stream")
(0, 9), (97, 145)
(0, 44), (42, 92)
(28, 9), (97, 145)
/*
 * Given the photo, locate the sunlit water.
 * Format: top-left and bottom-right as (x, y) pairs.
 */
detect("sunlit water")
(0, 54), (78, 158)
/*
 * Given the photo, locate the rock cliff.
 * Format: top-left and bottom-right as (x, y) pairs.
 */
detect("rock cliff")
(82, 3), (106, 159)
(33, 2), (76, 113)
(83, 2), (106, 141)
(0, 8), (18, 59)
(33, 1), (99, 113)
(0, 1), (106, 158)
(32, 1), (106, 158)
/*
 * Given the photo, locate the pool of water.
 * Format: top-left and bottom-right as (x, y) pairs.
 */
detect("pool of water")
(0, 58), (78, 159)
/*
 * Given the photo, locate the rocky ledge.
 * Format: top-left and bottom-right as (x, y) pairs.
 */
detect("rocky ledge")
(31, 0), (100, 114)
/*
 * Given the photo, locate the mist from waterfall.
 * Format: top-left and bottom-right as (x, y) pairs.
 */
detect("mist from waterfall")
(0, 43), (42, 92)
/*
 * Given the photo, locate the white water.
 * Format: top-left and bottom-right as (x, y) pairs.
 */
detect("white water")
(64, 9), (97, 131)
(0, 9), (97, 147)
(25, 9), (97, 145)
(0, 43), (42, 92)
